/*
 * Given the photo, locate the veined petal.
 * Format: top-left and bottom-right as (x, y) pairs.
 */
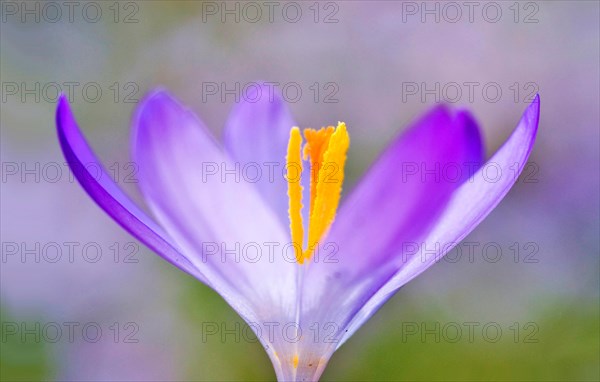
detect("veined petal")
(300, 104), (485, 350)
(131, 90), (297, 325)
(338, 95), (541, 347)
(223, 82), (296, 225)
(55, 95), (207, 283)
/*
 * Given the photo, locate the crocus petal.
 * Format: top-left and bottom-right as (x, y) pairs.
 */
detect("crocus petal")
(324, 106), (483, 275)
(56, 95), (207, 283)
(223, 82), (296, 225)
(338, 95), (541, 347)
(131, 90), (297, 326)
(456, 110), (485, 174)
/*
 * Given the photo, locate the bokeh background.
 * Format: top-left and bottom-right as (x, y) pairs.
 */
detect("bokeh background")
(1, 1), (598, 380)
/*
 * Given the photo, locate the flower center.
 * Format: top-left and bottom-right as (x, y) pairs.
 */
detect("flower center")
(286, 122), (350, 264)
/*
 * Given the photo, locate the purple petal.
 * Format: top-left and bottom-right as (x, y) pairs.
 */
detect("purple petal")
(300, 104), (485, 342)
(55, 95), (207, 283)
(456, 109), (485, 173)
(223, 82), (296, 225)
(338, 95), (541, 346)
(131, 90), (297, 323)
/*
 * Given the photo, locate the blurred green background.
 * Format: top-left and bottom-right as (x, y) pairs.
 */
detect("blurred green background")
(1, 1), (598, 381)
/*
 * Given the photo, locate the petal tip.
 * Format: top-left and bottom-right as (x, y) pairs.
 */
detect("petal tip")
(56, 92), (70, 117)
(56, 93), (74, 135)
(530, 93), (540, 112)
(57, 92), (68, 106)
(133, 88), (188, 133)
(524, 94), (541, 132)
(141, 87), (179, 107)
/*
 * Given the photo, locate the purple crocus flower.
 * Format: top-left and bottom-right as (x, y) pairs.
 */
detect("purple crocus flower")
(56, 84), (540, 381)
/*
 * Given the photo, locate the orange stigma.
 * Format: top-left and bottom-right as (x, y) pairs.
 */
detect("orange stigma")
(286, 122), (350, 264)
